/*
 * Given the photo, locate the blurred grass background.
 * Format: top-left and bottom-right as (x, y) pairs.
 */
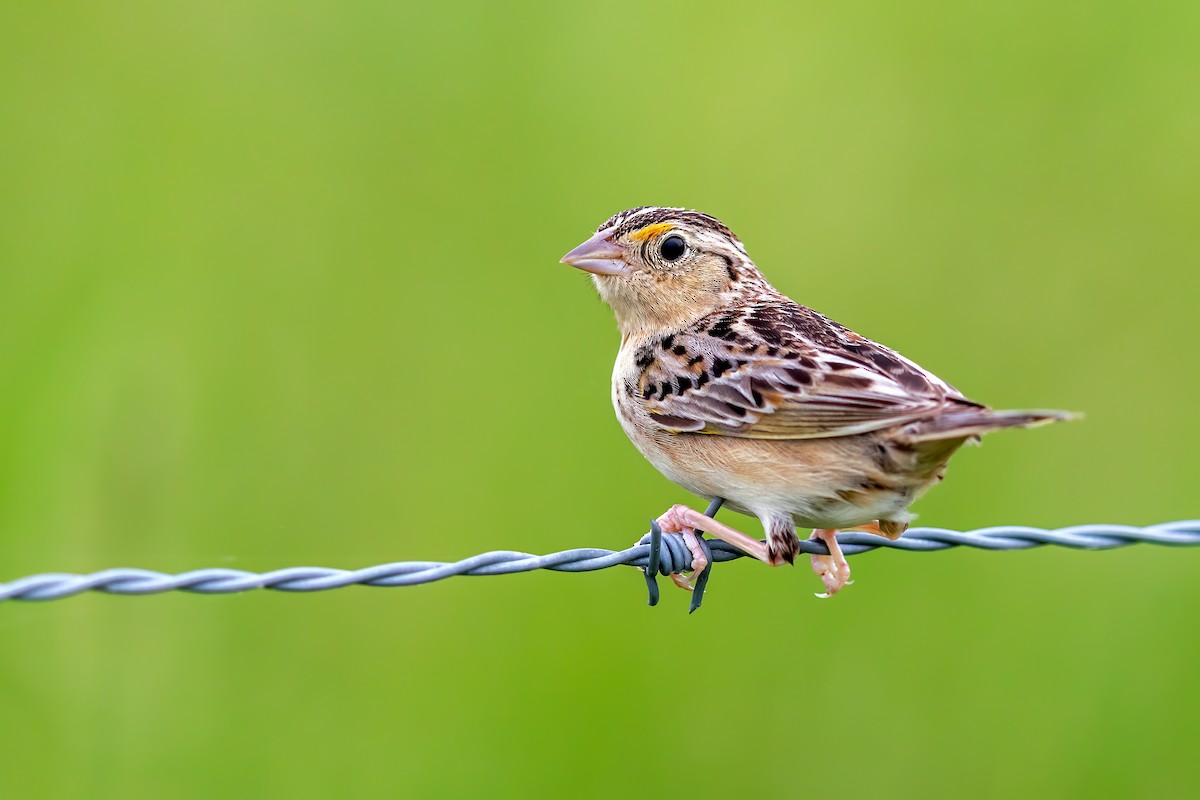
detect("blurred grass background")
(1, 0), (1198, 797)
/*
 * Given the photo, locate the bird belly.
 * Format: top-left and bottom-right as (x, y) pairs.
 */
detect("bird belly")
(616, 400), (917, 530)
(609, 351), (953, 531)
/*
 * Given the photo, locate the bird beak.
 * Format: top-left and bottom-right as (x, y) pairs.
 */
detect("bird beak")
(559, 228), (630, 276)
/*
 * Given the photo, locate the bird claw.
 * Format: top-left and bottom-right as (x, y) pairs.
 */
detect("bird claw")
(638, 498), (725, 612)
(650, 506), (710, 593)
(667, 548), (707, 593)
(810, 553), (852, 597)
(671, 573), (696, 591)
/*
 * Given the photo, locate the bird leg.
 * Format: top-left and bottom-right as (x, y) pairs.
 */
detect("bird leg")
(653, 504), (772, 591)
(650, 506), (707, 591)
(810, 528), (852, 598)
(659, 504), (772, 563)
(849, 521), (884, 536)
(848, 520), (907, 540)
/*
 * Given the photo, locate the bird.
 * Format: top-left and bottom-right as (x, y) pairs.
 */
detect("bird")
(560, 206), (1074, 598)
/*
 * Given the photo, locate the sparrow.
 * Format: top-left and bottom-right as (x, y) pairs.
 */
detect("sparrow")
(561, 206), (1073, 597)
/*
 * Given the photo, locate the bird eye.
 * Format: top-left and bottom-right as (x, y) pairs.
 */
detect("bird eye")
(659, 235), (686, 262)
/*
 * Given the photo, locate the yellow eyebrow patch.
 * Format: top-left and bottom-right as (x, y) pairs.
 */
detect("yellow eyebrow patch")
(630, 222), (674, 241)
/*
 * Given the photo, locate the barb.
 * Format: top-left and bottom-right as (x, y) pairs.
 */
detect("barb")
(2, 520), (1198, 606)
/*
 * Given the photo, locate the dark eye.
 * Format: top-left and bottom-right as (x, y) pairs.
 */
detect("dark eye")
(659, 235), (686, 261)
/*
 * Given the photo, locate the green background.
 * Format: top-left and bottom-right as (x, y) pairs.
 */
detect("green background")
(2, 1), (1197, 797)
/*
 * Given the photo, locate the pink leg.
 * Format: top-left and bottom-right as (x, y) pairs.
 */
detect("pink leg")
(849, 520), (907, 540)
(658, 504), (772, 563)
(849, 521), (884, 536)
(810, 528), (852, 598)
(654, 508), (709, 591)
(652, 504), (773, 592)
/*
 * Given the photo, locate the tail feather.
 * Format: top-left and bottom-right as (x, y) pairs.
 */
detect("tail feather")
(899, 408), (1079, 445)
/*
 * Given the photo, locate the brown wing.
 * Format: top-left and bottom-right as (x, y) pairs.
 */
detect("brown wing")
(631, 300), (978, 440)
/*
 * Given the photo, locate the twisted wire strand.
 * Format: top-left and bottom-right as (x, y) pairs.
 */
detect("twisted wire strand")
(2, 520), (1197, 604)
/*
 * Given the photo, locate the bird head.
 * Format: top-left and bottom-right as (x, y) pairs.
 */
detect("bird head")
(560, 207), (768, 336)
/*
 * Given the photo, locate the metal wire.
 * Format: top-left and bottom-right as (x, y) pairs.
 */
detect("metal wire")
(3, 518), (1197, 608)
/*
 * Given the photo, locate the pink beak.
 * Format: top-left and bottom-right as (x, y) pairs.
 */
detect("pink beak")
(559, 227), (630, 276)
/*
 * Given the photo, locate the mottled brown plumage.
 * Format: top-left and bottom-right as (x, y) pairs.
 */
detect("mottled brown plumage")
(561, 206), (1072, 597)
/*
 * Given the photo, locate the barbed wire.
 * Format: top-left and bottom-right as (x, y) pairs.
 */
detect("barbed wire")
(3, 515), (1197, 610)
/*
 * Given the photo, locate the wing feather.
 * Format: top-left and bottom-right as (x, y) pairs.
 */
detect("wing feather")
(633, 300), (976, 440)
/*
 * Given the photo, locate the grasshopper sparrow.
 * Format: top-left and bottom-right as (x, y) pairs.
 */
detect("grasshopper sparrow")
(562, 206), (1072, 597)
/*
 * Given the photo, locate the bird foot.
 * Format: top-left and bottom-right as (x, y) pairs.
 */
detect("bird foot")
(651, 506), (708, 592)
(658, 504), (773, 564)
(646, 502), (778, 590)
(670, 571), (699, 591)
(810, 528), (852, 598)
